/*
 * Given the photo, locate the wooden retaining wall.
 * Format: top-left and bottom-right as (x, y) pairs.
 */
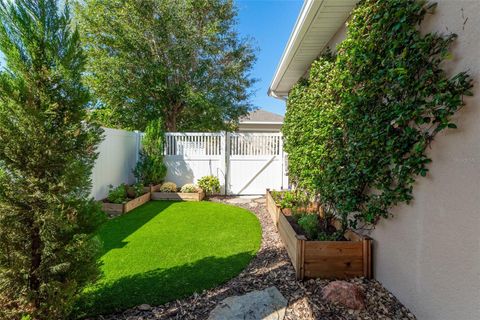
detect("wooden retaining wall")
(102, 192), (151, 217)
(266, 190), (372, 280)
(151, 191), (205, 201)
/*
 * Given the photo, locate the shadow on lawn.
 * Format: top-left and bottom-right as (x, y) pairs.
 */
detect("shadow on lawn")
(98, 201), (173, 255)
(75, 252), (256, 318)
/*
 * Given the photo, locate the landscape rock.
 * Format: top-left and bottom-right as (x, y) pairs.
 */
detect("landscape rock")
(208, 286), (287, 320)
(137, 304), (152, 311)
(322, 280), (366, 310)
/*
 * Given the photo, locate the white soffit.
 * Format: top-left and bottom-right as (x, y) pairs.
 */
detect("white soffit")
(268, 0), (358, 99)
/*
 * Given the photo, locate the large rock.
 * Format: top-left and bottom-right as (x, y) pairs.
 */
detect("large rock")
(322, 281), (366, 310)
(208, 287), (287, 320)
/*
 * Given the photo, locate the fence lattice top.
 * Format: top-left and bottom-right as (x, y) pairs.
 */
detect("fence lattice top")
(163, 132), (283, 157)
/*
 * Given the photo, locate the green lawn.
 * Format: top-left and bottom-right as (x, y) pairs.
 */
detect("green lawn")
(76, 200), (261, 317)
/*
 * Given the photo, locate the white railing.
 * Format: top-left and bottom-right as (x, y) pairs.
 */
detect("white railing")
(229, 132), (282, 156)
(164, 132), (223, 156)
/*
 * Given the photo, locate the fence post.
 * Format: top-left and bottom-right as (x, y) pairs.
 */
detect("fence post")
(220, 131), (229, 195)
(134, 130), (142, 182)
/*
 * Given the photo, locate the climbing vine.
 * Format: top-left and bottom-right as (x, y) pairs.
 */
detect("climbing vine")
(283, 0), (473, 229)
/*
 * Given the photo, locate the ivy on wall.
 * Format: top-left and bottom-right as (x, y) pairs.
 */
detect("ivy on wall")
(282, 0), (473, 229)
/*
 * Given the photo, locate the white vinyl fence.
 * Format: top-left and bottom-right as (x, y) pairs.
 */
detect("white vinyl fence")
(164, 132), (288, 195)
(90, 128), (141, 200)
(90, 129), (288, 199)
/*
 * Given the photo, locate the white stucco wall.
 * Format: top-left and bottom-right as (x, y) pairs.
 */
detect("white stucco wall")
(324, 2), (480, 319)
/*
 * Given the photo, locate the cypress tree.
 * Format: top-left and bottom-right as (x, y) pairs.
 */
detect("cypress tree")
(0, 1), (104, 318)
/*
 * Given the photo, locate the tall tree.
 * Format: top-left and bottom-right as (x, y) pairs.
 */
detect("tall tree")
(75, 0), (256, 132)
(0, 1), (104, 318)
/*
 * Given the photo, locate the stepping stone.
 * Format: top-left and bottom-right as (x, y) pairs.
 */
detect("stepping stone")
(208, 287), (287, 320)
(227, 197), (254, 205)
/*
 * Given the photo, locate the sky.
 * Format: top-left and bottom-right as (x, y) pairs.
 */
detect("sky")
(235, 0), (303, 115)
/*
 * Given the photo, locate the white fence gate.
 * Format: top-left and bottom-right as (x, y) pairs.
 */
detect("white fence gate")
(164, 132), (288, 195)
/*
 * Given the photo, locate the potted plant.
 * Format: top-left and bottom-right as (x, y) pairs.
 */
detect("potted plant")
(152, 182), (205, 201)
(134, 119), (167, 193)
(266, 189), (372, 280)
(101, 183), (151, 216)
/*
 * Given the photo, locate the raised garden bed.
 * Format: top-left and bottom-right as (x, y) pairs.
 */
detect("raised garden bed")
(102, 192), (151, 217)
(266, 189), (372, 280)
(143, 183), (161, 193)
(152, 190), (205, 201)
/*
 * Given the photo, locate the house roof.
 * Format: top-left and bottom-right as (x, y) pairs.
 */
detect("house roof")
(240, 109), (284, 124)
(268, 0), (358, 99)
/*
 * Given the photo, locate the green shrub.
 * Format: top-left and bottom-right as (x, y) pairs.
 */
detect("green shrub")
(283, 0), (473, 229)
(197, 175), (220, 195)
(271, 190), (307, 209)
(160, 182), (177, 192)
(107, 184), (128, 204)
(0, 1), (104, 318)
(297, 214), (319, 240)
(134, 119), (167, 186)
(130, 182), (145, 198)
(180, 184), (199, 193)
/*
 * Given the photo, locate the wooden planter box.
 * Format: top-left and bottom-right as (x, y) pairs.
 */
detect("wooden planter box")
(143, 184), (162, 193)
(102, 192), (151, 217)
(151, 191), (205, 201)
(266, 189), (372, 280)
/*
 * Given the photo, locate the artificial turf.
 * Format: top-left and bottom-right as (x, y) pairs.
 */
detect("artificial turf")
(77, 200), (261, 317)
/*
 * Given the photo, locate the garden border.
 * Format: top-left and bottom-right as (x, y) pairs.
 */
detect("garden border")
(152, 191), (205, 201)
(102, 192), (151, 217)
(266, 189), (372, 280)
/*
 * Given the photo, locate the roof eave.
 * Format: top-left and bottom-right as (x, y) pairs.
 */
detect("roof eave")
(268, 0), (358, 99)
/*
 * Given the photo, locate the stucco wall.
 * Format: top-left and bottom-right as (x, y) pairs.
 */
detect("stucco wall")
(325, 2), (480, 319)
(237, 123), (282, 132)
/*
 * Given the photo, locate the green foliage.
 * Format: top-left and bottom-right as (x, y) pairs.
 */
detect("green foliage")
(0, 1), (104, 318)
(197, 176), (221, 195)
(297, 214), (319, 240)
(107, 185), (127, 204)
(283, 0), (473, 229)
(180, 184), (199, 193)
(134, 119), (167, 186)
(271, 190), (308, 209)
(75, 0), (256, 132)
(130, 182), (145, 198)
(159, 182), (177, 193)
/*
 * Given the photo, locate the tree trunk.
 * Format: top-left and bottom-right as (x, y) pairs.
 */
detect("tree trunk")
(165, 103), (182, 132)
(29, 224), (42, 307)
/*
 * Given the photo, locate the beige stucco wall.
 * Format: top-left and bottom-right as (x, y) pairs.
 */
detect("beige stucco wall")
(325, 1), (480, 319)
(237, 123), (282, 132)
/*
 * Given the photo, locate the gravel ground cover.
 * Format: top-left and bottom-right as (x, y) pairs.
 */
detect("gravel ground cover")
(93, 197), (416, 320)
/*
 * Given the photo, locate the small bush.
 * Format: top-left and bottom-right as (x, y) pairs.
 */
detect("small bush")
(160, 182), (177, 192)
(180, 184), (199, 193)
(271, 190), (307, 209)
(129, 182), (145, 198)
(134, 119), (167, 185)
(107, 184), (128, 204)
(298, 214), (319, 240)
(197, 175), (220, 195)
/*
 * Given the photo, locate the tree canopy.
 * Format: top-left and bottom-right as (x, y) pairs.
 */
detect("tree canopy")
(75, 0), (256, 132)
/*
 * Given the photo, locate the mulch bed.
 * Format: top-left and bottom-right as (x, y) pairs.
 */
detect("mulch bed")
(94, 197), (416, 320)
